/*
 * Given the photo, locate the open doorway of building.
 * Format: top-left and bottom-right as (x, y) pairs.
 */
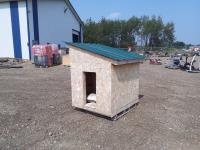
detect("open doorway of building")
(84, 72), (96, 105)
(72, 29), (80, 43)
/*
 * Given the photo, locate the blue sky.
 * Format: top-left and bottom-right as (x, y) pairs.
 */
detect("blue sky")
(70, 0), (200, 45)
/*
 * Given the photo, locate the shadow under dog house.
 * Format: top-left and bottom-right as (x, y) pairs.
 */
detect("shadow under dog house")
(68, 43), (144, 119)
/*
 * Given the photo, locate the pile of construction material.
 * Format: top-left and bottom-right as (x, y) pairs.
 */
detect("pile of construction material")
(32, 44), (61, 68)
(165, 53), (200, 73)
(165, 57), (180, 69)
(149, 59), (162, 65)
(0, 58), (24, 69)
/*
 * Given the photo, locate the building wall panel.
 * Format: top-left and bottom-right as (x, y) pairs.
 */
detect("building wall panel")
(0, 1), (29, 59)
(0, 2), (14, 58)
(10, 1), (22, 59)
(37, 0), (81, 47)
(18, 0), (30, 59)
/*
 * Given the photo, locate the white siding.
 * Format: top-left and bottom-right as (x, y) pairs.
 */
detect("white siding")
(37, 0), (81, 47)
(18, 1), (29, 59)
(0, 2), (14, 58)
(0, 0), (82, 59)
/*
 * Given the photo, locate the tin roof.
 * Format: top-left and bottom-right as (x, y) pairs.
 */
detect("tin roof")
(67, 43), (144, 62)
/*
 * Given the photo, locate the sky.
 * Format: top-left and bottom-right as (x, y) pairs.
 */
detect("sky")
(70, 0), (200, 45)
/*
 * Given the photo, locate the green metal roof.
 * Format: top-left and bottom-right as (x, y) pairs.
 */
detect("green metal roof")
(67, 43), (144, 62)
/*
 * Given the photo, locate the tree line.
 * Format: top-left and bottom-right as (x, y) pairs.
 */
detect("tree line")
(83, 16), (176, 49)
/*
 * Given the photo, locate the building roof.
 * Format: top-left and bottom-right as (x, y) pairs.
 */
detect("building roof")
(0, 0), (83, 26)
(67, 43), (144, 63)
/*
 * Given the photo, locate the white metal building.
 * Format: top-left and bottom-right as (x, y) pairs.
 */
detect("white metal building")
(0, 0), (83, 60)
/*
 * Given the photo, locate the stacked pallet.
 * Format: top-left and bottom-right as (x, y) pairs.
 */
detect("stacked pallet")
(32, 44), (61, 67)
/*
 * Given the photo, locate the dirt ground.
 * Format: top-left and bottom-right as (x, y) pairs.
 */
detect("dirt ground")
(0, 60), (200, 150)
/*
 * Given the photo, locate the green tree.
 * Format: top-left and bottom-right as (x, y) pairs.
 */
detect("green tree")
(173, 41), (186, 48)
(162, 22), (175, 47)
(83, 16), (176, 49)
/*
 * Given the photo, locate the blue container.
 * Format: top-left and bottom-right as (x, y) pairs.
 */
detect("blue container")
(52, 54), (61, 65)
(34, 55), (50, 67)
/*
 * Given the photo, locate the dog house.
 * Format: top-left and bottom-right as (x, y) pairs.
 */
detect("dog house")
(68, 43), (144, 119)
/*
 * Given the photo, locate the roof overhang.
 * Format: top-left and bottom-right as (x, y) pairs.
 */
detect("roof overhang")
(112, 59), (144, 65)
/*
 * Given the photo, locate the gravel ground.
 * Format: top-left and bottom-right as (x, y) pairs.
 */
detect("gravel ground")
(0, 60), (200, 150)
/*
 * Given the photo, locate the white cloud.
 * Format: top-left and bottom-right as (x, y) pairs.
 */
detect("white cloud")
(106, 12), (121, 20)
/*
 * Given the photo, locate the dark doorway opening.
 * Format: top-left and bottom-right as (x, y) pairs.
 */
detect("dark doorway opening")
(84, 72), (96, 103)
(72, 29), (80, 43)
(72, 34), (79, 43)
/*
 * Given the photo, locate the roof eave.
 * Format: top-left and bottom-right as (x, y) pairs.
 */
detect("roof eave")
(112, 59), (144, 65)
(64, 0), (84, 26)
(0, 0), (84, 26)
